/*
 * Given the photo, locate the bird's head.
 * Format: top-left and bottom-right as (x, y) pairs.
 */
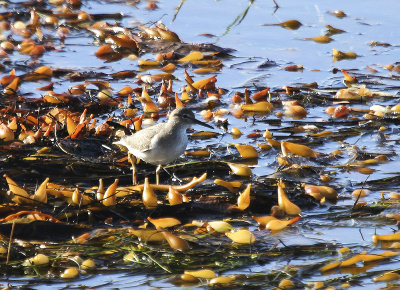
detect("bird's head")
(169, 107), (213, 129)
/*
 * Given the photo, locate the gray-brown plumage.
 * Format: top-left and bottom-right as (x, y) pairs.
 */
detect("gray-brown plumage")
(114, 107), (213, 166)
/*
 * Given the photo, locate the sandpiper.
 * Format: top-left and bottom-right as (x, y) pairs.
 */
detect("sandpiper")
(114, 107), (213, 184)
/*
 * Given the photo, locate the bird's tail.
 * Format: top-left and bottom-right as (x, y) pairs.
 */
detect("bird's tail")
(113, 138), (126, 147)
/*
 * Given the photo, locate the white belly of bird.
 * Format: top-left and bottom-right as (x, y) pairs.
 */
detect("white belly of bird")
(133, 131), (188, 165)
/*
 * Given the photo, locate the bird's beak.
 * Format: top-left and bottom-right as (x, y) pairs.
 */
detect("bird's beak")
(191, 117), (213, 129)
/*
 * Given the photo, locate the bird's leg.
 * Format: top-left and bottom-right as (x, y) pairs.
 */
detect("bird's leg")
(162, 167), (183, 184)
(155, 164), (162, 185)
(128, 152), (137, 185)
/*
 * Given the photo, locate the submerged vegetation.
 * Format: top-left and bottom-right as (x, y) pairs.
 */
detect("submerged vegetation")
(1, 0), (400, 288)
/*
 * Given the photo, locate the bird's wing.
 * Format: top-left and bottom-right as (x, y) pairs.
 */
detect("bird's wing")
(119, 123), (165, 152)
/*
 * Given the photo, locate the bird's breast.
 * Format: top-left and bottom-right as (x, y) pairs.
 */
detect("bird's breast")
(141, 128), (189, 165)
